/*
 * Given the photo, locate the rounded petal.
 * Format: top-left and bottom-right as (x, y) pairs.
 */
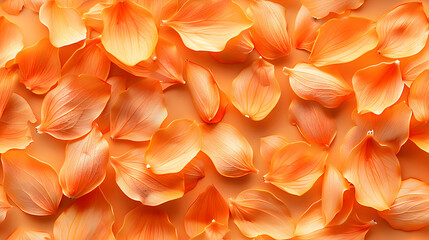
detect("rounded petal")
(151, 37), (185, 86)
(409, 69), (429, 123)
(1, 0), (24, 15)
(294, 6), (322, 52)
(0, 185), (11, 224)
(259, 135), (288, 165)
(301, 0), (364, 19)
(0, 16), (24, 68)
(210, 30), (254, 64)
(6, 229), (52, 240)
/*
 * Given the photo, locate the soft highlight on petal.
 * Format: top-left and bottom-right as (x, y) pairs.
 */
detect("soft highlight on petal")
(183, 159), (205, 193)
(0, 185), (11, 224)
(409, 70), (429, 123)
(210, 30), (254, 63)
(301, 0), (364, 19)
(0, 16), (24, 68)
(1, 0), (24, 15)
(6, 229), (52, 240)
(294, 6), (322, 52)
(260, 135), (288, 165)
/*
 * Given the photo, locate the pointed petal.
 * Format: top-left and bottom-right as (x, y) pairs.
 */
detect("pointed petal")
(283, 63), (353, 108)
(37, 74), (111, 140)
(260, 135), (288, 165)
(2, 150), (62, 216)
(294, 6), (322, 52)
(110, 148), (185, 206)
(210, 30), (254, 64)
(295, 200), (326, 236)
(151, 37), (185, 86)
(309, 16), (378, 66)
(0, 17), (24, 68)
(0, 185), (11, 224)
(23, 0), (47, 13)
(377, 2), (429, 58)
(352, 61), (403, 114)
(401, 39), (429, 87)
(183, 159), (205, 193)
(301, 0), (364, 19)
(229, 189), (294, 239)
(53, 189), (115, 240)
(264, 141), (327, 196)
(231, 58), (281, 121)
(6, 229), (52, 240)
(409, 69), (429, 122)
(1, 0), (24, 15)
(163, 0), (253, 52)
(410, 118), (429, 153)
(0, 67), (18, 119)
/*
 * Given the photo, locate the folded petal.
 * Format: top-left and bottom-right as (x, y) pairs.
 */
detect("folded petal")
(229, 189), (294, 239)
(24, 0), (46, 12)
(163, 0), (253, 52)
(0, 185), (11, 224)
(0, 67), (18, 119)
(37, 74), (111, 140)
(294, 6), (322, 52)
(343, 134), (401, 211)
(409, 69), (429, 122)
(309, 16), (378, 66)
(377, 2), (429, 58)
(1, 150), (62, 216)
(301, 0), (364, 19)
(401, 40), (429, 87)
(117, 205), (177, 240)
(410, 117), (429, 153)
(110, 148), (185, 206)
(260, 135), (288, 165)
(6, 229), (52, 240)
(231, 58), (281, 121)
(0, 16), (24, 68)
(53, 188), (115, 240)
(210, 30), (254, 64)
(264, 141), (327, 196)
(1, 0), (24, 15)
(183, 159), (205, 193)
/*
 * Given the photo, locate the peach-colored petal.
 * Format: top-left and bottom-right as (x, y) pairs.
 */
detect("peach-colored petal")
(377, 2), (429, 58)
(309, 16), (378, 66)
(264, 141), (327, 196)
(260, 135), (288, 165)
(401, 39), (429, 87)
(23, 0), (47, 12)
(231, 58), (281, 121)
(0, 16), (24, 68)
(409, 69), (429, 122)
(1, 0), (24, 15)
(1, 150), (62, 216)
(301, 0), (364, 19)
(229, 189), (294, 239)
(15, 38), (60, 94)
(0, 67), (18, 119)
(163, 0), (253, 52)
(246, 0), (291, 60)
(0, 185), (11, 224)
(352, 61), (403, 114)
(200, 123), (257, 177)
(101, 0), (157, 66)
(39, 1), (87, 48)
(110, 148), (185, 206)
(283, 63), (353, 108)
(83, 2), (113, 34)
(183, 159), (205, 193)
(110, 79), (167, 141)
(410, 117), (429, 153)
(37, 74), (111, 140)
(184, 185), (229, 238)
(55, 0), (110, 13)
(343, 134), (401, 211)
(295, 200), (326, 236)
(210, 30), (254, 64)
(289, 98), (336, 147)
(379, 178), (429, 231)
(53, 188), (115, 240)
(294, 6), (322, 52)
(6, 229), (52, 240)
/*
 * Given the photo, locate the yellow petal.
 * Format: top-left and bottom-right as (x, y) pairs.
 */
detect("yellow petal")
(0, 67), (18, 119)
(6, 229), (52, 240)
(163, 0), (253, 52)
(1, 0), (24, 15)
(410, 117), (429, 153)
(183, 159), (205, 193)
(0, 185), (11, 224)
(377, 2), (429, 58)
(301, 0), (364, 19)
(294, 6), (322, 52)
(259, 135), (288, 165)
(231, 58), (281, 121)
(309, 16), (378, 66)
(210, 30), (254, 64)
(0, 16), (24, 68)
(152, 37), (185, 87)
(409, 69), (429, 122)
(401, 39), (429, 87)
(229, 189), (294, 239)
(2, 150), (62, 216)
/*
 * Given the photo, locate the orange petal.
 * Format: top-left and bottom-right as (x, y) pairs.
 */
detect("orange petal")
(184, 185), (229, 238)
(190, 221), (229, 240)
(182, 159), (205, 193)
(53, 188), (115, 240)
(409, 69), (429, 123)
(131, 0), (176, 23)
(1, 150), (62, 216)
(117, 205), (177, 240)
(1, 0), (24, 15)
(352, 61), (403, 114)
(23, 0), (46, 13)
(0, 185), (11, 224)
(377, 2), (429, 58)
(401, 39), (429, 87)
(379, 178), (429, 231)
(83, 2), (112, 34)
(0, 16), (24, 68)
(145, 119), (201, 174)
(343, 134), (401, 211)
(309, 16), (378, 66)
(295, 200), (326, 236)
(110, 148), (185, 206)
(264, 141), (328, 196)
(210, 30), (254, 64)
(101, 0), (157, 66)
(37, 74), (111, 140)
(260, 135), (288, 165)
(246, 0), (291, 60)
(15, 38), (60, 94)
(410, 117), (429, 153)
(39, 1), (87, 48)
(229, 189), (294, 239)
(283, 63), (353, 108)
(294, 6), (322, 52)
(231, 58), (281, 121)
(6, 229), (52, 240)
(301, 0), (364, 19)
(55, 0), (109, 13)
(0, 67), (18, 119)
(110, 79), (167, 141)
(289, 98), (337, 147)
(163, 0), (253, 52)
(200, 123), (257, 177)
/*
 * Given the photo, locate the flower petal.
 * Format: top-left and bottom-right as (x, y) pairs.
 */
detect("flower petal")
(1, 0), (24, 15)
(229, 189), (294, 239)
(352, 61), (403, 114)
(260, 135), (288, 165)
(163, 0), (253, 52)
(409, 69), (429, 123)
(377, 2), (429, 58)
(309, 16), (378, 66)
(401, 39), (429, 87)
(131, 0), (176, 23)
(0, 67), (18, 119)
(37, 74), (111, 140)
(24, 0), (46, 13)
(6, 229), (52, 240)
(283, 63), (353, 108)
(83, 2), (112, 34)
(294, 6), (322, 52)
(231, 58), (281, 121)
(0, 185), (11, 224)
(301, 0), (364, 19)
(1, 150), (62, 216)
(295, 200), (326, 236)
(190, 221), (229, 240)
(410, 117), (429, 153)
(183, 159), (205, 193)
(0, 16), (24, 68)
(210, 30), (254, 64)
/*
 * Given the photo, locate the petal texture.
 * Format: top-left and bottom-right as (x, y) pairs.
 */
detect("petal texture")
(409, 70), (429, 122)
(401, 40), (429, 87)
(152, 37), (185, 87)
(6, 229), (52, 240)
(183, 159), (205, 193)
(294, 6), (322, 52)
(210, 30), (254, 64)
(0, 16), (24, 68)
(301, 0), (364, 19)
(260, 135), (288, 165)
(0, 185), (11, 224)
(410, 118), (429, 153)
(1, 0), (24, 15)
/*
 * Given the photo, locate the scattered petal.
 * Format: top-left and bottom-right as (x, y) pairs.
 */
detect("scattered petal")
(0, 16), (24, 68)
(301, 0), (364, 19)
(183, 159), (205, 193)
(6, 229), (52, 240)
(259, 135), (288, 165)
(1, 0), (24, 15)
(0, 185), (11, 224)
(210, 30), (254, 63)
(409, 69), (429, 122)
(294, 6), (322, 52)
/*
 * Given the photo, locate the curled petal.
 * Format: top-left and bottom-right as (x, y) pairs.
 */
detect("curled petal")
(163, 0), (253, 52)
(0, 185), (11, 224)
(229, 189), (294, 239)
(53, 189), (115, 240)
(6, 229), (52, 240)
(110, 148), (185, 206)
(309, 17), (378, 66)
(401, 40), (429, 87)
(231, 58), (281, 121)
(264, 141), (327, 196)
(1, 0), (24, 15)
(210, 30), (254, 64)
(284, 63), (353, 108)
(294, 6), (322, 52)
(301, 0), (364, 19)
(200, 123), (257, 177)
(377, 2), (429, 58)
(37, 74), (111, 140)
(183, 159), (205, 193)
(2, 150), (62, 216)
(260, 135), (288, 165)
(409, 70), (429, 122)
(410, 118), (429, 153)
(352, 61), (403, 114)
(0, 67), (18, 119)
(0, 16), (24, 68)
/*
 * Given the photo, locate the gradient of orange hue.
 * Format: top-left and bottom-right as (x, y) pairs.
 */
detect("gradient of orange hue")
(152, 37), (185, 88)
(0, 16), (23, 67)
(0, 185), (11, 224)
(409, 70), (429, 123)
(83, 2), (111, 34)
(410, 118), (429, 153)
(55, 0), (107, 13)
(295, 200), (326, 236)
(0, 0), (24, 15)
(210, 30), (254, 64)
(6, 228), (52, 240)
(0, 67), (18, 119)
(301, 0), (364, 19)
(259, 135), (288, 165)
(401, 39), (429, 87)
(131, 0), (177, 23)
(23, 0), (46, 13)
(182, 159), (205, 193)
(294, 6), (322, 52)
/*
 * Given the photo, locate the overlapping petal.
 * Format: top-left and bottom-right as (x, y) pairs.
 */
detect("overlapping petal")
(294, 6), (322, 52)
(0, 67), (18, 120)
(183, 159), (205, 193)
(0, 185), (11, 224)
(83, 2), (112, 33)
(131, 0), (177, 23)
(24, 0), (47, 13)
(0, 17), (24, 68)
(1, 0), (24, 15)
(401, 40), (429, 87)
(410, 118), (429, 153)
(97, 76), (126, 133)
(210, 30), (254, 63)
(409, 69), (429, 122)
(301, 0), (364, 19)
(6, 229), (52, 240)
(260, 135), (288, 165)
